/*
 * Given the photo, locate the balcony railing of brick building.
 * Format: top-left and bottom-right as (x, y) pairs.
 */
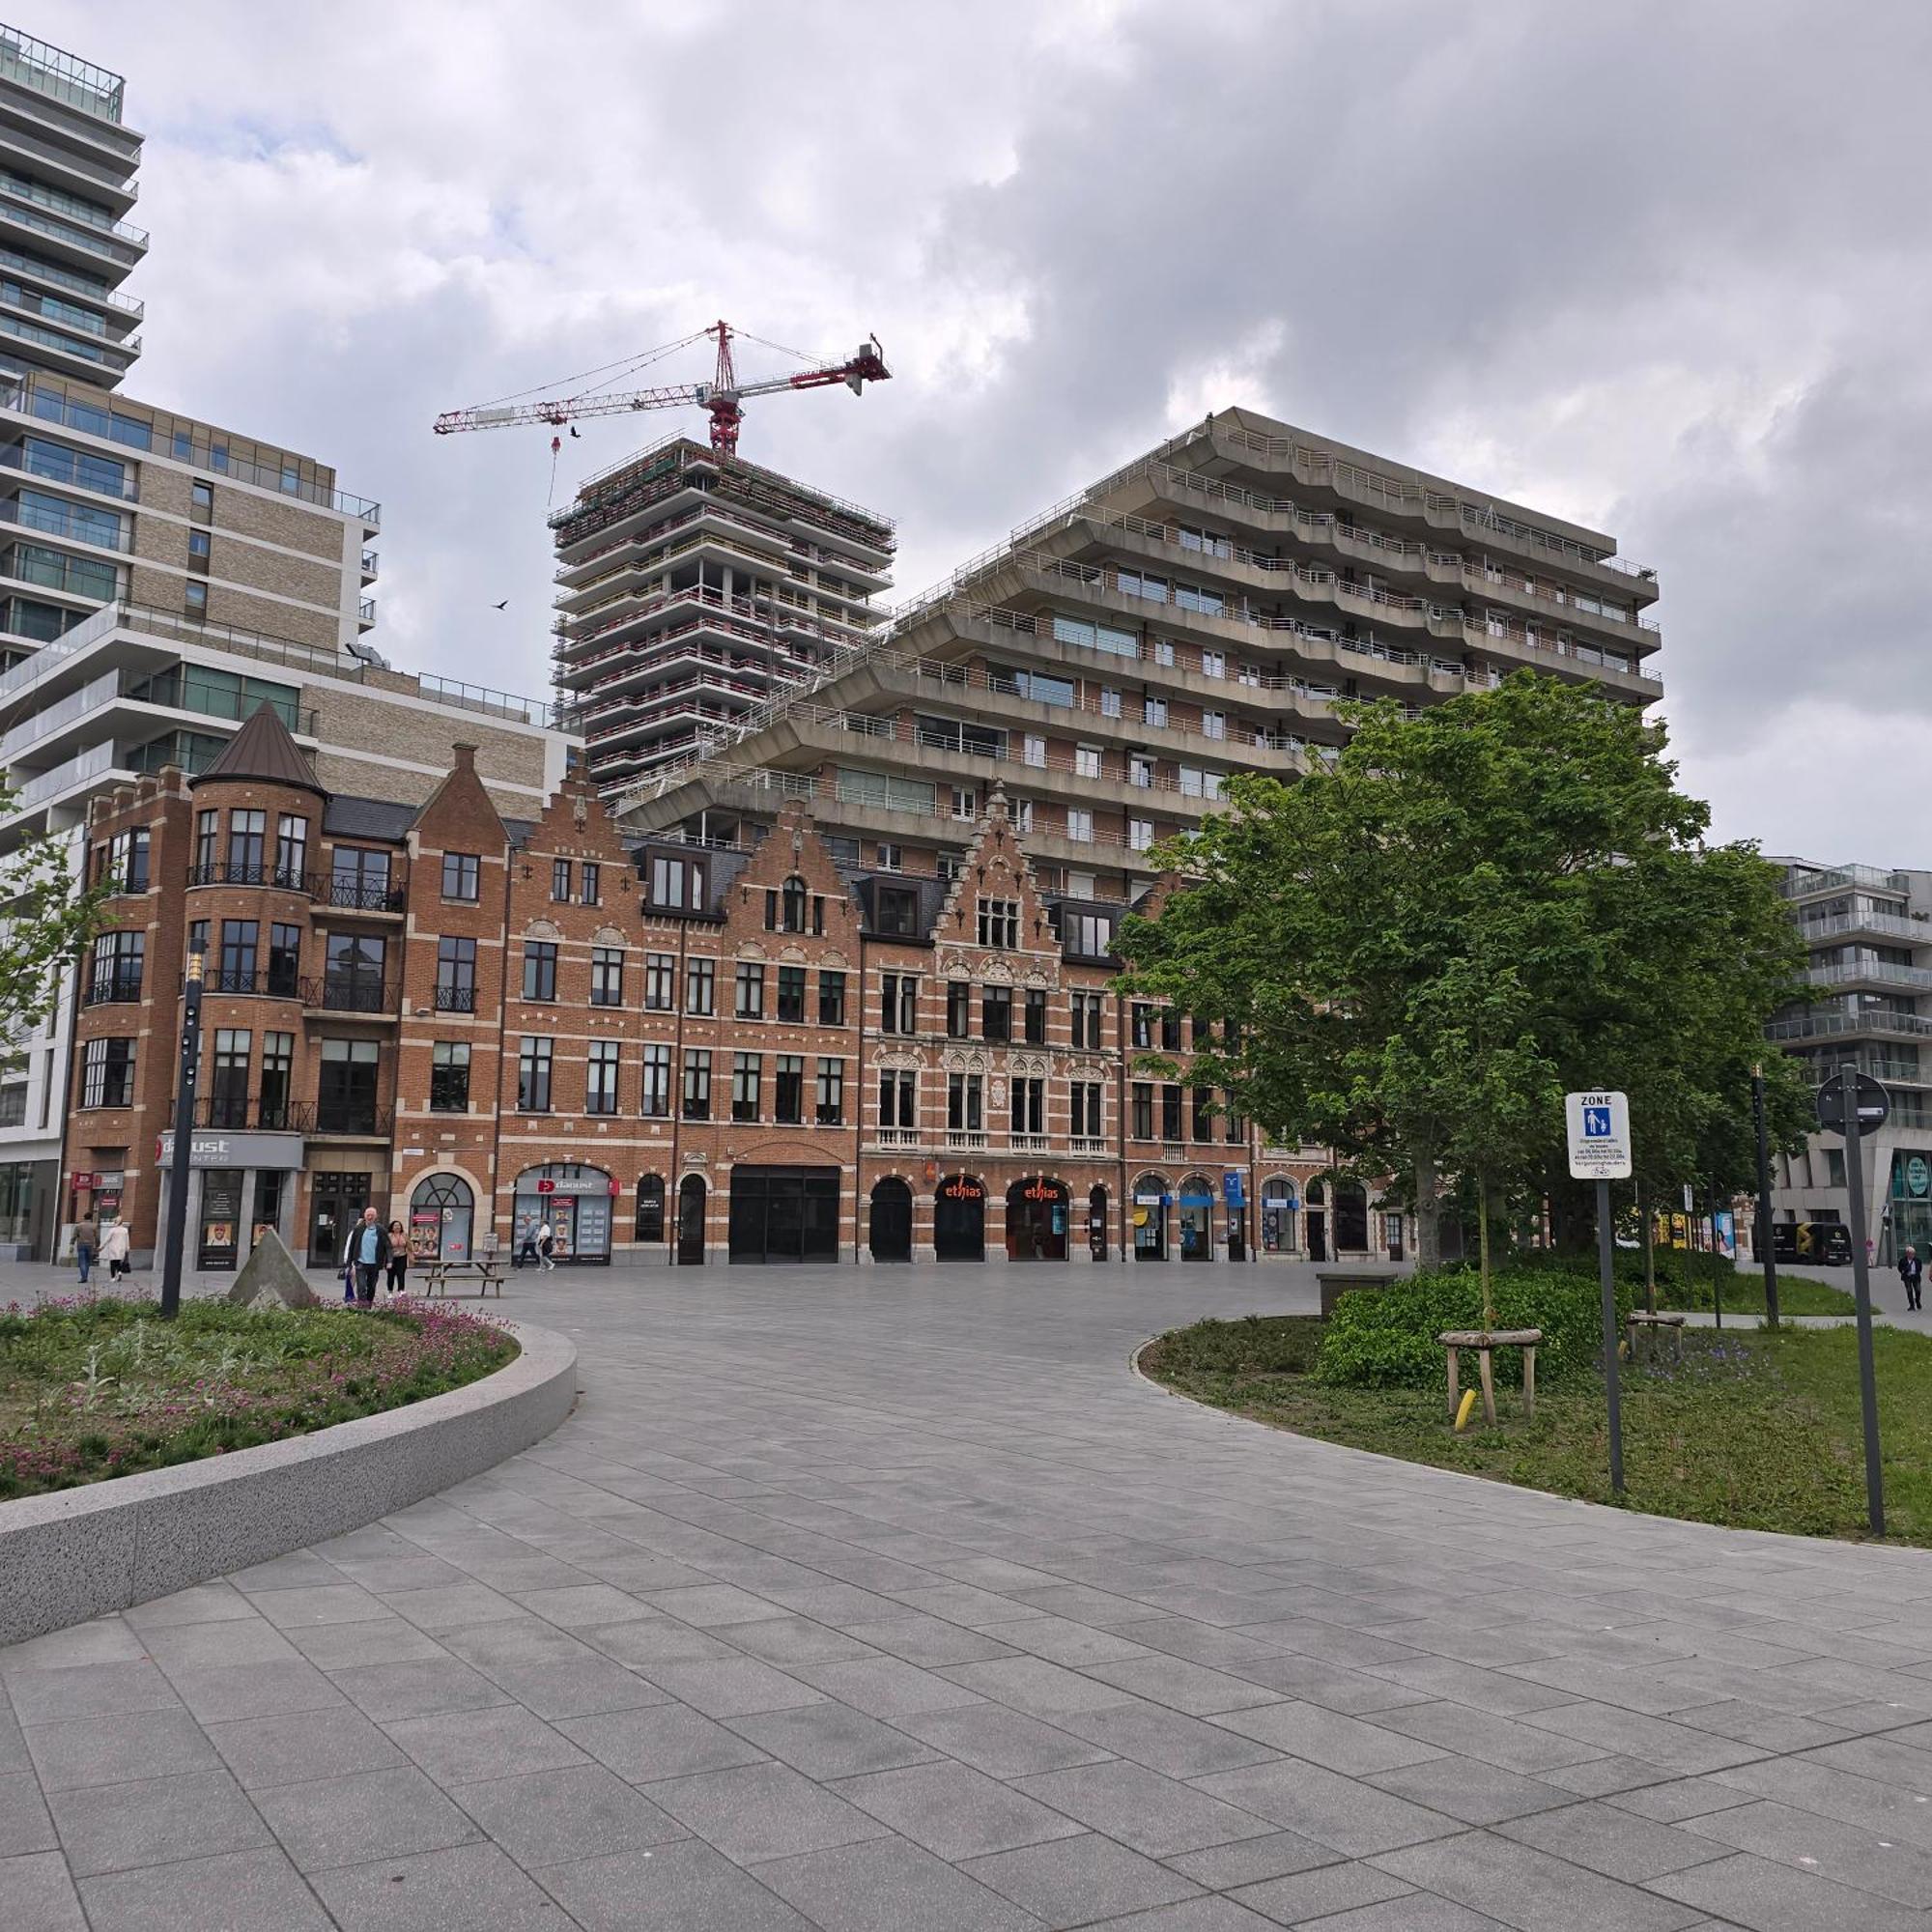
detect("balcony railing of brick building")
(167, 1097), (314, 1133)
(299, 976), (397, 1015)
(83, 968), (141, 1004)
(313, 1103), (393, 1137)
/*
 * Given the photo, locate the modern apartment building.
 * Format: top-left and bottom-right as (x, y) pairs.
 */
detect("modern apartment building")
(551, 435), (895, 791)
(1765, 858), (1932, 1262)
(69, 704), (1378, 1272)
(618, 408), (1663, 903)
(0, 23), (144, 391)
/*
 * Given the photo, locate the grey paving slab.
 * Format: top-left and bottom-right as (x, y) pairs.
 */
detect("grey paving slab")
(0, 1850), (87, 1932)
(532, 1838), (815, 1929)
(832, 1758), (1088, 1859)
(48, 1766), (271, 1877)
(1223, 1857), (1413, 1922)
(753, 1833), (1042, 1932)
(208, 1706), (409, 1789)
(1644, 1847), (1929, 1930)
(23, 1705), (221, 1790)
(307, 1841), (571, 1930)
(963, 1831), (1202, 1926)
(76, 1847), (334, 1932)
(1013, 1758), (1281, 1858)
(727, 1700), (943, 1777)
(251, 1764), (485, 1873)
(448, 1762), (686, 1864)
(642, 1758), (894, 1862)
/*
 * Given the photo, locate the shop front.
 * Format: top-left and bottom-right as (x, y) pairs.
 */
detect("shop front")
(156, 1127), (304, 1270)
(1131, 1175), (1169, 1261)
(728, 1166), (840, 1264)
(1890, 1149), (1932, 1263)
(1179, 1177), (1215, 1261)
(513, 1163), (616, 1264)
(1261, 1178), (1299, 1256)
(934, 1174), (986, 1262)
(869, 1178), (913, 1262)
(1006, 1177), (1069, 1261)
(409, 1174), (475, 1263)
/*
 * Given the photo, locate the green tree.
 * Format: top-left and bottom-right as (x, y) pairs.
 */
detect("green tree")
(0, 789), (109, 1035)
(1116, 673), (1806, 1287)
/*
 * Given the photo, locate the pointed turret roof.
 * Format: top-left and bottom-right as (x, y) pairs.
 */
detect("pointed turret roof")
(189, 702), (326, 796)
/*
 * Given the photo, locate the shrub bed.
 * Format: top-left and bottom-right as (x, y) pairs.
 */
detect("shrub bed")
(0, 1294), (517, 1499)
(1316, 1264), (1632, 1389)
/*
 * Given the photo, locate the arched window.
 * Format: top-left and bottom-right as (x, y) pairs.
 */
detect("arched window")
(636, 1175), (666, 1244)
(781, 875), (808, 933)
(409, 1174), (474, 1264)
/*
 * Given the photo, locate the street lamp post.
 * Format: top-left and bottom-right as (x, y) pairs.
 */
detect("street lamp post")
(157, 949), (204, 1319)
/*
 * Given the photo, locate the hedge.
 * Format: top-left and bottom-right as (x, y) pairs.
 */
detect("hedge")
(1316, 1264), (1633, 1390)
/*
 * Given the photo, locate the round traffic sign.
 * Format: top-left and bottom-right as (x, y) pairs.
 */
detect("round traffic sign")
(1817, 1070), (1889, 1139)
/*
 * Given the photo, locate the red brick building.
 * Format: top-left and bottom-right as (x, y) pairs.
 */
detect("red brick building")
(67, 705), (1378, 1269)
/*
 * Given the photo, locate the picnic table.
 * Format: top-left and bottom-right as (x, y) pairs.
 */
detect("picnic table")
(418, 1259), (505, 1299)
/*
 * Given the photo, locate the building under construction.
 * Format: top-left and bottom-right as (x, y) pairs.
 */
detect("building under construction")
(550, 435), (895, 790)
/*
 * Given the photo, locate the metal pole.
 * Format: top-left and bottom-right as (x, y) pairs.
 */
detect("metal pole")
(1597, 1176), (1624, 1495)
(1711, 1178), (1722, 1330)
(1754, 1065), (1779, 1328)
(157, 951), (204, 1319)
(1840, 1057), (1885, 1537)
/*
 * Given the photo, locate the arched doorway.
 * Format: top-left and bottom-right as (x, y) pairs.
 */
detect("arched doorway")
(512, 1162), (612, 1264)
(868, 1178), (912, 1263)
(1306, 1179), (1327, 1263)
(1089, 1184), (1109, 1261)
(636, 1176), (667, 1249)
(409, 1174), (473, 1263)
(1179, 1176), (1215, 1262)
(1261, 1179), (1298, 1255)
(1336, 1181), (1370, 1254)
(1006, 1178), (1069, 1261)
(676, 1175), (705, 1264)
(1131, 1173), (1169, 1262)
(934, 1175), (985, 1262)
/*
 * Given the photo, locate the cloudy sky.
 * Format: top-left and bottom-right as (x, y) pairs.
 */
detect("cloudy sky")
(65, 0), (1932, 859)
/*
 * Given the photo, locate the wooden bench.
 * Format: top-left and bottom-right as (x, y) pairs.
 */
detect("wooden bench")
(1625, 1311), (1687, 1361)
(1438, 1327), (1543, 1426)
(418, 1260), (505, 1299)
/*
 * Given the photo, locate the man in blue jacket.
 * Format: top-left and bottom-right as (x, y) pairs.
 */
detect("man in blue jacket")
(343, 1207), (391, 1306)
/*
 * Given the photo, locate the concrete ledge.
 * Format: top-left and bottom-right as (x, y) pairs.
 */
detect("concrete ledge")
(0, 1317), (577, 1647)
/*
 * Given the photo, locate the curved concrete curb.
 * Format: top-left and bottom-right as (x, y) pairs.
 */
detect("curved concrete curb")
(0, 1317), (577, 1647)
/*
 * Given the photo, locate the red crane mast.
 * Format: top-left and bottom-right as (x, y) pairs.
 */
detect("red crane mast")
(432, 319), (889, 459)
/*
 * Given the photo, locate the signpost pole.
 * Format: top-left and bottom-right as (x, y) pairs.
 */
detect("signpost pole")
(1597, 1175), (1623, 1495)
(1568, 1092), (1632, 1500)
(1838, 1056), (1886, 1537)
(1711, 1179), (1722, 1331)
(158, 951), (205, 1320)
(1753, 1065), (1779, 1329)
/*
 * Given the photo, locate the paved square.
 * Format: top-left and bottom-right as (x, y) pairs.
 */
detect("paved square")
(6, 1258), (1932, 1926)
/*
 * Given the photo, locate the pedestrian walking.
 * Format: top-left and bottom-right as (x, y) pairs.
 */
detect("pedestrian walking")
(385, 1220), (409, 1297)
(72, 1209), (98, 1285)
(537, 1220), (555, 1271)
(1901, 1245), (1924, 1313)
(99, 1218), (130, 1282)
(516, 1224), (538, 1269)
(341, 1207), (390, 1307)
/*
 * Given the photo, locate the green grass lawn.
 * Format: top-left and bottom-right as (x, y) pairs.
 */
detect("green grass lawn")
(0, 1295), (517, 1498)
(1142, 1314), (1932, 1544)
(1650, 1271), (1856, 1318)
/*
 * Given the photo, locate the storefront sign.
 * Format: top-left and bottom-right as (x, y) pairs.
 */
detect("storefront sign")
(155, 1130), (303, 1169)
(939, 1178), (985, 1202)
(1909, 1155), (1930, 1199)
(1222, 1170), (1245, 1207)
(526, 1172), (612, 1196)
(1018, 1179), (1064, 1203)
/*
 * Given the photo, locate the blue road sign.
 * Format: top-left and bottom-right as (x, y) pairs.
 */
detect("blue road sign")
(1583, 1106), (1611, 1138)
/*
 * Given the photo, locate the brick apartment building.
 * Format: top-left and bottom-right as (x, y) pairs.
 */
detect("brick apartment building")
(68, 704), (1371, 1270)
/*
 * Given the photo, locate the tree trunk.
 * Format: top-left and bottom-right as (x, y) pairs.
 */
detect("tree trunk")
(1413, 1151), (1441, 1270)
(1478, 1169), (1495, 1334)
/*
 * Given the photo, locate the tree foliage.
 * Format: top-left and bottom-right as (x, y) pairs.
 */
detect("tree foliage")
(0, 788), (109, 1040)
(1116, 674), (1808, 1300)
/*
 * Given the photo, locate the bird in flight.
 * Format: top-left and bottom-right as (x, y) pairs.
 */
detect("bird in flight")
(492, 600), (508, 611)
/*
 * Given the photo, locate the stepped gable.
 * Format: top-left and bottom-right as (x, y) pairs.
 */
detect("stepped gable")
(188, 701), (326, 796)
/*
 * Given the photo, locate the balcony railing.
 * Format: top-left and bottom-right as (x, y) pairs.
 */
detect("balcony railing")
(873, 1126), (921, 1148)
(1806, 962), (1932, 993)
(83, 970), (141, 1005)
(1768, 1010), (1932, 1043)
(193, 969), (301, 999)
(1009, 1132), (1050, 1153)
(168, 1097), (313, 1133)
(186, 862), (312, 891)
(433, 983), (477, 1013)
(313, 1103), (393, 1137)
(321, 877), (407, 913)
(300, 975), (396, 1015)
(945, 1128), (988, 1151)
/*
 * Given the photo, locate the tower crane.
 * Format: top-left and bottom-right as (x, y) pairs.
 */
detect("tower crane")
(432, 318), (889, 459)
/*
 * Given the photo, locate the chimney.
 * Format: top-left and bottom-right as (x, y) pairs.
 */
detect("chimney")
(452, 744), (478, 772)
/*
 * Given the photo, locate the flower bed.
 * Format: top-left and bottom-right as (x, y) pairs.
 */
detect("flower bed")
(0, 1294), (518, 1499)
